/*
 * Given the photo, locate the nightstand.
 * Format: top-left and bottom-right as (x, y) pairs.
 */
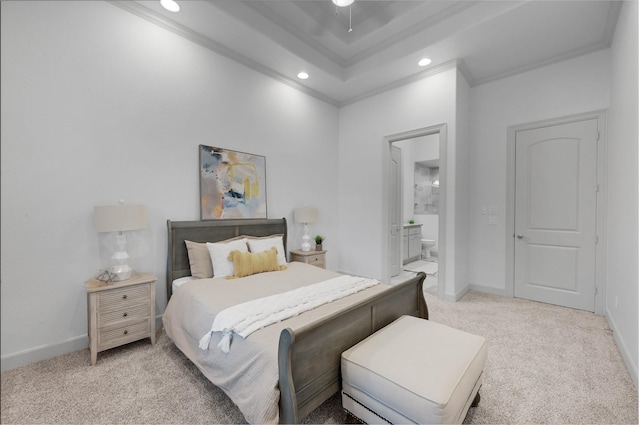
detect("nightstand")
(85, 272), (156, 365)
(290, 250), (327, 269)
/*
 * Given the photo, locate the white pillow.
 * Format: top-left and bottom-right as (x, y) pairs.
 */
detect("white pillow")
(207, 238), (249, 278)
(247, 236), (287, 267)
(172, 276), (194, 294)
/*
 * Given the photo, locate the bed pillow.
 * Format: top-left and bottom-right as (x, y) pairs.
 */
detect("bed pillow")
(207, 238), (249, 278)
(172, 276), (195, 293)
(185, 240), (213, 279)
(246, 235), (287, 267)
(226, 247), (286, 279)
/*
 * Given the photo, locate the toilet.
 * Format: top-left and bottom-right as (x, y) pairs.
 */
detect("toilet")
(422, 239), (436, 259)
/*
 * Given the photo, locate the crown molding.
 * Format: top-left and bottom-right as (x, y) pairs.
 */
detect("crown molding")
(341, 59), (459, 107)
(470, 42), (610, 88)
(108, 1), (340, 107)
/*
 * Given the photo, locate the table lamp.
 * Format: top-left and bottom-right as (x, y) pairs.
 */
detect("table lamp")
(94, 203), (148, 281)
(294, 206), (318, 252)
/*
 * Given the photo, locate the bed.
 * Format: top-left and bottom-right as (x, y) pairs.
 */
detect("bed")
(163, 218), (428, 424)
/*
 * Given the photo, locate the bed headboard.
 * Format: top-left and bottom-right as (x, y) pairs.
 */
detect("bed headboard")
(166, 218), (288, 300)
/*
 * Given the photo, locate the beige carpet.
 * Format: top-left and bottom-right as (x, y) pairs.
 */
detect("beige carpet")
(2, 291), (637, 424)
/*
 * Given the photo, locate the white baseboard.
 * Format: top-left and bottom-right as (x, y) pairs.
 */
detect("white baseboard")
(445, 287), (467, 302)
(605, 306), (639, 390)
(468, 283), (508, 297)
(445, 283), (508, 302)
(1, 315), (164, 372)
(1, 335), (88, 372)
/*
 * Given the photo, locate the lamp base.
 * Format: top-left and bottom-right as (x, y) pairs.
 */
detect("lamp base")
(111, 264), (133, 281)
(301, 229), (311, 252)
(110, 244), (132, 281)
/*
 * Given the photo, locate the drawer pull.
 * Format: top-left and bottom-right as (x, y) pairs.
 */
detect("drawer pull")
(122, 295), (127, 300)
(123, 330), (128, 335)
(123, 312), (128, 317)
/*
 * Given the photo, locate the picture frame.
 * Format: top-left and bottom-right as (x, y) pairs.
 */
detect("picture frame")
(199, 145), (267, 220)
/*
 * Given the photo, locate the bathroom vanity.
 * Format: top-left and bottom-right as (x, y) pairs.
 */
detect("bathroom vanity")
(403, 224), (422, 264)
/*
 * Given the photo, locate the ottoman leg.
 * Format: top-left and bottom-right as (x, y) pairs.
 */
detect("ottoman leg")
(471, 391), (481, 408)
(344, 411), (363, 424)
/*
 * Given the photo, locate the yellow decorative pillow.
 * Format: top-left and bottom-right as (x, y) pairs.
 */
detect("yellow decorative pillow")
(226, 247), (287, 279)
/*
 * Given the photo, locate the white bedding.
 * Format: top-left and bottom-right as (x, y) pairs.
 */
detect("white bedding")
(171, 276), (194, 293)
(200, 274), (380, 353)
(162, 262), (389, 424)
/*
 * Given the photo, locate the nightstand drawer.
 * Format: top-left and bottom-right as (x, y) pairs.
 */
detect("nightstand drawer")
(290, 250), (327, 269)
(98, 319), (152, 350)
(97, 285), (150, 312)
(308, 257), (326, 268)
(98, 303), (150, 328)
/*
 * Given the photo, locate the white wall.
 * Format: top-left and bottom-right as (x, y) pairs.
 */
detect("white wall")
(338, 66), (462, 299)
(467, 49), (611, 293)
(605, 0), (638, 386)
(454, 70), (471, 298)
(0, 1), (339, 369)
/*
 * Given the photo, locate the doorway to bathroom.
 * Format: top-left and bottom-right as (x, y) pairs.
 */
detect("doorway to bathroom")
(386, 124), (446, 300)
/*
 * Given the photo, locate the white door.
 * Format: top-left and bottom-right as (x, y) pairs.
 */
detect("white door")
(514, 118), (598, 311)
(389, 146), (402, 277)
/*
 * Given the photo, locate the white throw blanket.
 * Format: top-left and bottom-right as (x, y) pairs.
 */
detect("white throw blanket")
(199, 275), (379, 353)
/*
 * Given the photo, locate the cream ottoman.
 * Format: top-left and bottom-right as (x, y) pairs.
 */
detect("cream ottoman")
(341, 315), (487, 424)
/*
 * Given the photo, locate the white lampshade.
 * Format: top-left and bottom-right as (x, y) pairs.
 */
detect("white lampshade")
(94, 205), (148, 233)
(94, 204), (147, 281)
(294, 207), (318, 224)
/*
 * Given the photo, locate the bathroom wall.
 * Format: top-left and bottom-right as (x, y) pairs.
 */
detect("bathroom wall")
(396, 134), (440, 255)
(414, 163), (439, 215)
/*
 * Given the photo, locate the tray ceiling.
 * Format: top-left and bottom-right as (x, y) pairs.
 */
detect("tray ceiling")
(119, 0), (622, 106)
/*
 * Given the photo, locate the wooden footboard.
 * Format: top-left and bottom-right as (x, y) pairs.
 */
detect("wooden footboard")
(278, 272), (428, 424)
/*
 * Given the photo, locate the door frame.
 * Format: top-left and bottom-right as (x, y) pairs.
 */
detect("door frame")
(505, 110), (607, 315)
(382, 123), (447, 301)
(389, 145), (402, 277)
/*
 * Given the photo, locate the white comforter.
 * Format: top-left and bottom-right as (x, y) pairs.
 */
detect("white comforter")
(162, 262), (388, 424)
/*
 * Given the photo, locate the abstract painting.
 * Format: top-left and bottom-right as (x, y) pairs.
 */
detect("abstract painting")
(199, 145), (267, 219)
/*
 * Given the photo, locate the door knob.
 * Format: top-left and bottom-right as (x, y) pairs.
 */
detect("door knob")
(517, 234), (524, 239)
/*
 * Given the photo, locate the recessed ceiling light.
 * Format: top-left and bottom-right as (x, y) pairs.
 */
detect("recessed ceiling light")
(160, 0), (180, 12)
(297, 72), (309, 80)
(332, 0), (354, 7)
(418, 58), (432, 67)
